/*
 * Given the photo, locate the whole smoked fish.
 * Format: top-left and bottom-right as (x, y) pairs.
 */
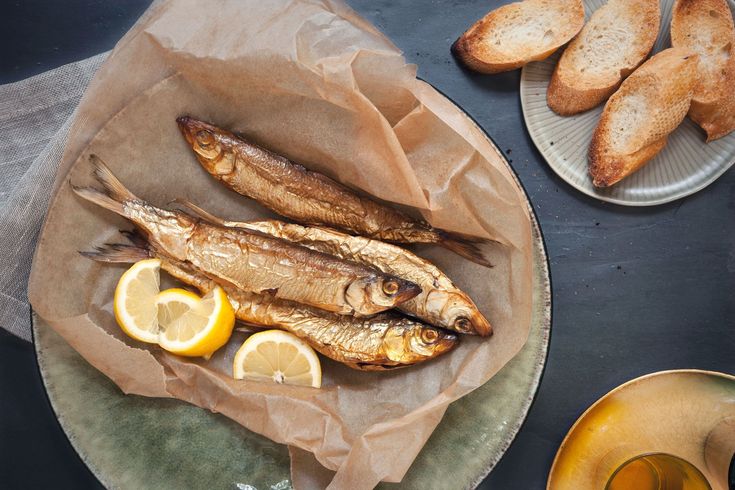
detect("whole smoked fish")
(177, 116), (492, 267)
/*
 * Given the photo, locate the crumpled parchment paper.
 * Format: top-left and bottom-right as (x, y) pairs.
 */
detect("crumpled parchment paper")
(28, 1), (533, 488)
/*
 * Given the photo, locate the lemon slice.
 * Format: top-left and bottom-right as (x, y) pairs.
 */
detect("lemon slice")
(233, 330), (322, 388)
(157, 286), (235, 357)
(113, 258), (162, 343)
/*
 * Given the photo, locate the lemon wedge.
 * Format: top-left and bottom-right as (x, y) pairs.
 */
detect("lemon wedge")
(113, 259), (235, 357)
(113, 258), (162, 343)
(157, 286), (235, 357)
(233, 330), (322, 388)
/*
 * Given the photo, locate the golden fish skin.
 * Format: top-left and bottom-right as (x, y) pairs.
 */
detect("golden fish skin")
(81, 241), (457, 370)
(243, 221), (493, 337)
(176, 116), (492, 267)
(72, 156), (421, 317)
(178, 202), (492, 337)
(165, 260), (457, 370)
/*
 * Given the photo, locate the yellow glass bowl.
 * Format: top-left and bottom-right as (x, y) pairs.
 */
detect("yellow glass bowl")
(548, 370), (735, 490)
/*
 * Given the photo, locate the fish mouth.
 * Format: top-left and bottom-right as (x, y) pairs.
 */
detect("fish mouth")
(394, 281), (422, 304)
(176, 115), (194, 142)
(470, 312), (493, 337)
(176, 115), (216, 145)
(435, 332), (459, 356)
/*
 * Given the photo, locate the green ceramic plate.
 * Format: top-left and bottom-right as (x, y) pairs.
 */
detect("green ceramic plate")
(33, 120), (551, 489)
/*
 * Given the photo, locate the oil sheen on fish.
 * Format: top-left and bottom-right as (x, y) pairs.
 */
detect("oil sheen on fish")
(83, 239), (457, 370)
(178, 201), (492, 337)
(72, 156), (421, 316)
(176, 116), (492, 267)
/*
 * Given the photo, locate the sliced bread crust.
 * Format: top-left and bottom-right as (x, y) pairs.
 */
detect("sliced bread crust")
(671, 0), (735, 141)
(589, 48), (699, 187)
(547, 0), (660, 116)
(452, 0), (585, 74)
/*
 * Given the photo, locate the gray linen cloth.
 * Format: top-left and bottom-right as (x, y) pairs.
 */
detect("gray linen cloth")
(0, 53), (107, 342)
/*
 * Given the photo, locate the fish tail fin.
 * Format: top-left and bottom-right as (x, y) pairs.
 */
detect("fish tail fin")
(171, 198), (228, 226)
(80, 242), (151, 264)
(89, 154), (139, 202)
(119, 229), (149, 248)
(437, 229), (494, 268)
(71, 155), (139, 217)
(71, 184), (126, 217)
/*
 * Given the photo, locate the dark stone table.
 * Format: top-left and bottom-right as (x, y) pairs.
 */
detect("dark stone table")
(1, 1), (733, 488)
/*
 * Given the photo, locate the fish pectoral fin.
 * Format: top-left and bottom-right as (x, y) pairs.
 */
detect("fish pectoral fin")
(347, 362), (407, 371)
(235, 323), (266, 333)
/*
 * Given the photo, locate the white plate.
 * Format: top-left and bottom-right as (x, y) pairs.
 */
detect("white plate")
(520, 0), (735, 206)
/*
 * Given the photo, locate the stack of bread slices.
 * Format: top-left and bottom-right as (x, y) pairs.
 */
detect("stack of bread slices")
(454, 0), (735, 187)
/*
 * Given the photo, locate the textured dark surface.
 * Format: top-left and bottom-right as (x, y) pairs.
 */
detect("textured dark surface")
(1, 1), (733, 489)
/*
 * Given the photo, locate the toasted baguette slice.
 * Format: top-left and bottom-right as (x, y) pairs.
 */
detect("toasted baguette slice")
(671, 0), (735, 141)
(547, 0), (660, 116)
(589, 48), (699, 187)
(452, 0), (585, 74)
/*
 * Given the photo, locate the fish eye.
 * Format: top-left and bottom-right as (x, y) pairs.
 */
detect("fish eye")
(195, 130), (215, 148)
(420, 328), (439, 344)
(382, 279), (400, 296)
(454, 317), (471, 332)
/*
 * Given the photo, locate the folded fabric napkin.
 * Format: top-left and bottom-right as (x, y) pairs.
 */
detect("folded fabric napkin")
(0, 53), (107, 341)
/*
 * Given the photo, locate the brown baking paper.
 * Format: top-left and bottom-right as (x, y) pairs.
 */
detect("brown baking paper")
(27, 1), (534, 488)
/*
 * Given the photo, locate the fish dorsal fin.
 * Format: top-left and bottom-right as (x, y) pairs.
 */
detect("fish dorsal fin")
(171, 199), (229, 226)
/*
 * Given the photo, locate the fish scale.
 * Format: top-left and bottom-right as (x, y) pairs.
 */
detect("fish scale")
(179, 220), (390, 315)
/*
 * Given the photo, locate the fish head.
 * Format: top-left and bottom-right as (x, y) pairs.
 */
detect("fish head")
(176, 116), (235, 175)
(345, 275), (421, 315)
(426, 290), (493, 337)
(382, 321), (458, 364)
